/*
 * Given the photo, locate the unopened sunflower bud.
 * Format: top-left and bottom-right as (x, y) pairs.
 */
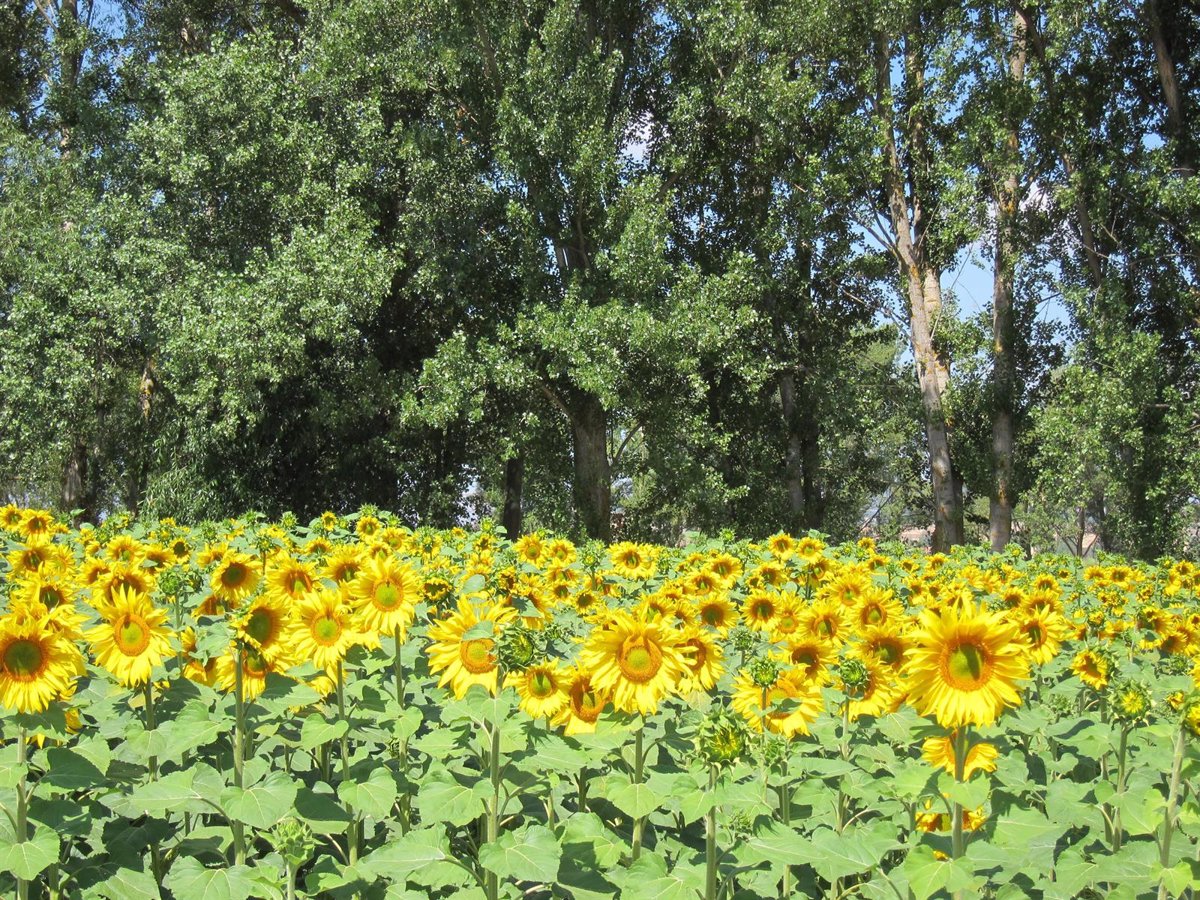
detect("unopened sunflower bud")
(747, 657), (780, 688)
(496, 623), (537, 671)
(697, 709), (748, 767)
(838, 658), (870, 696)
(1111, 680), (1152, 725)
(271, 818), (315, 868)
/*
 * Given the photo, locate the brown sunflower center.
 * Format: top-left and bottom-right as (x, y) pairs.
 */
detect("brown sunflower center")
(617, 636), (663, 684)
(816, 616), (836, 638)
(312, 615), (342, 646)
(701, 604), (725, 627)
(40, 586), (65, 608)
(685, 639), (707, 674)
(115, 614), (151, 657)
(750, 600), (774, 620)
(221, 563), (249, 589)
(864, 605), (883, 625)
(570, 680), (605, 721)
(874, 641), (901, 665)
(244, 647), (269, 677)
(1024, 623), (1045, 646)
(460, 638), (495, 674)
(245, 608), (276, 646)
(3, 638), (45, 680)
(942, 640), (991, 691)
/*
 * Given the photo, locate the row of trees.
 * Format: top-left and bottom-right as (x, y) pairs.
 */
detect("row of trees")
(2, 0), (1198, 557)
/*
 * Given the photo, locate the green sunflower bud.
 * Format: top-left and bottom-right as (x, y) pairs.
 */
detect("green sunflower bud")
(270, 818), (315, 869)
(697, 709), (749, 767)
(747, 657), (781, 688)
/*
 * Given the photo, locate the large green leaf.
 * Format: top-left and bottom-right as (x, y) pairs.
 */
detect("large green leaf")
(358, 827), (469, 889)
(338, 765), (398, 819)
(600, 774), (665, 819)
(414, 772), (488, 826)
(167, 859), (259, 900)
(478, 824), (562, 884)
(0, 827), (60, 880)
(221, 770), (298, 830)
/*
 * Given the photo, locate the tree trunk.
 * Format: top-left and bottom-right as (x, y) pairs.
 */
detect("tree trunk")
(989, 11), (1027, 551)
(570, 393), (611, 542)
(61, 440), (90, 524)
(779, 369), (825, 533)
(875, 30), (964, 551)
(501, 454), (524, 538)
(779, 370), (805, 530)
(1144, 0), (1193, 176)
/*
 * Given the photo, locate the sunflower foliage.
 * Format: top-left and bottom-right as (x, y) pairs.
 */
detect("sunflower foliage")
(0, 507), (1199, 899)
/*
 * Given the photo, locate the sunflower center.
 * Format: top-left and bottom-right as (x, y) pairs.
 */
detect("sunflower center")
(943, 640), (991, 690)
(312, 615), (342, 646)
(816, 617), (835, 638)
(244, 647), (269, 677)
(3, 638), (45, 680)
(221, 563), (248, 589)
(751, 601), (773, 620)
(40, 586), (65, 608)
(617, 636), (663, 683)
(776, 614), (798, 634)
(245, 608), (276, 645)
(115, 614), (151, 656)
(685, 640), (707, 673)
(571, 681), (604, 721)
(529, 671), (556, 698)
(865, 606), (883, 625)
(791, 647), (817, 673)
(460, 638), (495, 674)
(375, 582), (402, 610)
(875, 642), (901, 664)
(1024, 623), (1044, 645)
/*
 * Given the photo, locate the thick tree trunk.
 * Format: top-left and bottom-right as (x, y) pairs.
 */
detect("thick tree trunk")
(990, 11), (1027, 551)
(501, 454), (524, 538)
(875, 31), (964, 551)
(570, 393), (611, 542)
(1145, 0), (1193, 175)
(779, 369), (825, 532)
(779, 370), (805, 529)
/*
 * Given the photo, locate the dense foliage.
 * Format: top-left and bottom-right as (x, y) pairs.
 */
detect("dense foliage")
(2, 506), (1200, 898)
(2, 0), (1198, 556)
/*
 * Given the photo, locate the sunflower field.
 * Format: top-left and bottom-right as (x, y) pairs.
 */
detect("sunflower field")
(2, 506), (1200, 899)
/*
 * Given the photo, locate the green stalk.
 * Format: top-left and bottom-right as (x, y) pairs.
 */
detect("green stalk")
(577, 770), (589, 814)
(706, 765), (719, 900)
(16, 727), (28, 900)
(1158, 727), (1187, 900)
(951, 727), (968, 900)
(144, 681), (165, 887)
(778, 780), (792, 897)
(1113, 725), (1129, 852)
(394, 626), (410, 834)
(485, 718), (502, 900)
(336, 661), (358, 865)
(232, 643), (247, 866)
(631, 725), (647, 861)
(286, 861), (297, 900)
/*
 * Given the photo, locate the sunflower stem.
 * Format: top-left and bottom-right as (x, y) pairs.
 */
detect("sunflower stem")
(1158, 726), (1187, 900)
(632, 724), (647, 861)
(951, 727), (968, 896)
(336, 661), (358, 865)
(286, 861), (296, 900)
(1112, 725), (1130, 852)
(706, 765), (719, 900)
(394, 625), (411, 834)
(143, 680), (158, 779)
(232, 642), (247, 866)
(16, 726), (29, 900)
(576, 770), (589, 814)
(778, 778), (792, 898)
(485, 715), (502, 900)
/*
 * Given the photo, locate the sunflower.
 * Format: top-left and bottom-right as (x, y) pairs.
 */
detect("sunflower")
(426, 598), (517, 698)
(86, 587), (174, 687)
(349, 555), (420, 639)
(743, 591), (779, 632)
(289, 587), (367, 674)
(6, 540), (69, 579)
(179, 627), (216, 686)
(798, 597), (850, 647)
(94, 563), (157, 611)
(915, 798), (987, 833)
(553, 666), (611, 736)
(852, 589), (904, 630)
(1014, 606), (1068, 665)
(210, 552), (261, 606)
(730, 668), (824, 739)
(704, 553), (743, 586)
(821, 567), (873, 607)
(267, 554), (317, 603)
(0, 614), (82, 713)
(234, 595), (294, 664)
(609, 542), (657, 580)
(0, 503), (24, 532)
(766, 532), (797, 559)
(782, 637), (836, 684)
(769, 597), (803, 641)
(858, 625), (911, 672)
(324, 547), (363, 585)
(18, 509), (57, 541)
(676, 628), (723, 694)
(513, 533), (547, 566)
(576, 610), (689, 715)
(843, 655), (902, 720)
(903, 601), (1029, 729)
(506, 661), (569, 719)
(1070, 648), (1110, 690)
(215, 644), (282, 701)
(696, 596), (737, 633)
(922, 734), (999, 779)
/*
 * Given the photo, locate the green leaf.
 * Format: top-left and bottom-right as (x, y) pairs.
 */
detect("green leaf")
(559, 812), (629, 869)
(338, 766), (397, 819)
(462, 574), (487, 594)
(805, 824), (900, 882)
(740, 821), (812, 866)
(902, 845), (951, 900)
(299, 715), (349, 750)
(43, 747), (106, 791)
(167, 858), (259, 900)
(92, 867), (162, 900)
(220, 770), (298, 830)
(294, 784), (352, 834)
(358, 827), (468, 889)
(414, 772), (488, 826)
(602, 774), (665, 819)
(991, 807), (1068, 871)
(478, 824), (561, 884)
(0, 828), (60, 880)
